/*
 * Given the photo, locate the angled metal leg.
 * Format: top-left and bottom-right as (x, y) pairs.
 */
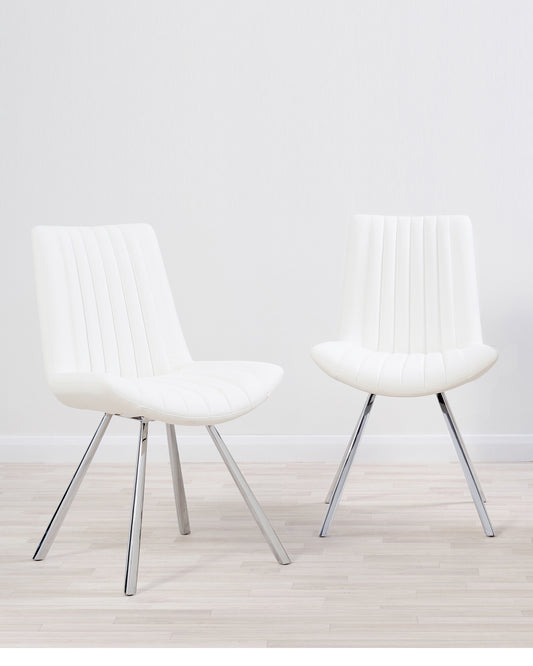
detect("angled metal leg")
(124, 418), (149, 595)
(325, 393), (376, 503)
(33, 413), (112, 560)
(437, 392), (494, 537)
(320, 393), (375, 537)
(165, 424), (190, 535)
(437, 399), (486, 503)
(206, 425), (291, 565)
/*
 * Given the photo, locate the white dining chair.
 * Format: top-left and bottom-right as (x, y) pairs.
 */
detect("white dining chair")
(312, 215), (498, 537)
(32, 224), (290, 595)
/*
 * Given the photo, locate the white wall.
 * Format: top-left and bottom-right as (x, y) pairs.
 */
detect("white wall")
(2, 1), (532, 453)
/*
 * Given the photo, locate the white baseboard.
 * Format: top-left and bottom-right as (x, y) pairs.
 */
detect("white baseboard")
(0, 434), (531, 463)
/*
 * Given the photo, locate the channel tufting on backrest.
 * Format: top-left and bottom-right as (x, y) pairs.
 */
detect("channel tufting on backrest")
(32, 224), (192, 379)
(339, 216), (483, 354)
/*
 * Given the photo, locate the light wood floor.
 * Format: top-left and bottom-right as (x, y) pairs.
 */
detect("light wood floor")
(1, 460), (533, 647)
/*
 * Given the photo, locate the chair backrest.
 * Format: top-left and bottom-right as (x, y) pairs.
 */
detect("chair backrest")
(340, 215), (484, 353)
(32, 224), (192, 379)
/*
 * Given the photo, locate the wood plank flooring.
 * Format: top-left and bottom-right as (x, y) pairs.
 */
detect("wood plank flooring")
(1, 461), (532, 647)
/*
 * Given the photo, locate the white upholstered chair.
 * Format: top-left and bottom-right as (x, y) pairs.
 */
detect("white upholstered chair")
(313, 215), (498, 537)
(32, 224), (290, 595)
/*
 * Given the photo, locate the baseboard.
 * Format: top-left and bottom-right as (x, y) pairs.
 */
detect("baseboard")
(0, 434), (531, 463)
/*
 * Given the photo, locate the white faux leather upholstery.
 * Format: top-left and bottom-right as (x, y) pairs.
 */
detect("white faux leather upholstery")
(33, 225), (283, 424)
(312, 216), (497, 397)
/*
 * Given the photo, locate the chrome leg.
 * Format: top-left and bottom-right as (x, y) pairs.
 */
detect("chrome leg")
(441, 407), (486, 503)
(124, 418), (149, 595)
(320, 393), (375, 537)
(437, 392), (494, 537)
(33, 413), (112, 560)
(325, 394), (376, 503)
(455, 439), (487, 503)
(325, 456), (346, 503)
(206, 425), (291, 565)
(165, 424), (191, 535)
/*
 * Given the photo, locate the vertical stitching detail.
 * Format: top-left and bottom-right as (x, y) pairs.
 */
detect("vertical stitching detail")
(67, 231), (93, 372)
(377, 216), (385, 350)
(435, 216), (442, 352)
(57, 231), (80, 371)
(95, 228), (123, 376)
(79, 228), (107, 373)
(110, 227), (140, 377)
(119, 226), (155, 377)
(448, 217), (456, 349)
(140, 231), (168, 373)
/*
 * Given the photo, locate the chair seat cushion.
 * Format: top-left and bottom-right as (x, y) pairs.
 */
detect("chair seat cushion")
(311, 342), (498, 397)
(48, 361), (283, 425)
